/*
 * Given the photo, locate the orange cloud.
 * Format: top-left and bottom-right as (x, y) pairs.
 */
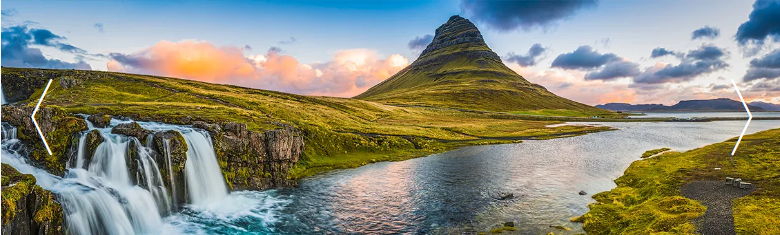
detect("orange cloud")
(107, 40), (409, 97)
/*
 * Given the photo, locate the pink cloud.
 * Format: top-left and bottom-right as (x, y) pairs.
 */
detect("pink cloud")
(107, 40), (409, 97)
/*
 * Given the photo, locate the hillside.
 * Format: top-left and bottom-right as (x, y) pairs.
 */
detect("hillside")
(575, 128), (780, 234)
(0, 67), (610, 179)
(598, 98), (765, 112)
(355, 15), (606, 115)
(750, 101), (780, 111)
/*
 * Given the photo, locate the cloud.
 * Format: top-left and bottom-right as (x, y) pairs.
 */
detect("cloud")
(1, 25), (91, 69)
(2, 8), (18, 17)
(685, 44), (726, 60)
(650, 48), (679, 58)
(106, 40), (409, 97)
(243, 44), (252, 51)
(584, 60), (640, 81)
(407, 34), (433, 51)
(748, 48), (780, 68)
(460, 0), (598, 32)
(94, 23), (104, 33)
(634, 44), (729, 84)
(743, 68), (780, 81)
(743, 48), (780, 81)
(551, 45), (619, 70)
(691, 26), (720, 40)
(278, 37), (297, 45)
(267, 46), (283, 53)
(736, 0), (780, 46)
(505, 43), (546, 67)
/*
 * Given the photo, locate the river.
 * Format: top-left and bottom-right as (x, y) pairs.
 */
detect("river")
(2, 117), (779, 234)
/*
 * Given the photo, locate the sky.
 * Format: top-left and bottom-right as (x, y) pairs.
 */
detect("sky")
(2, 0), (780, 105)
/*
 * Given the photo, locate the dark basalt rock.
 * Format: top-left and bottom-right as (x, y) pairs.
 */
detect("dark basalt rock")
(83, 129), (104, 169)
(111, 122), (152, 142)
(1, 164), (63, 235)
(86, 114), (111, 128)
(1, 105), (87, 175)
(152, 130), (188, 208)
(208, 122), (304, 191)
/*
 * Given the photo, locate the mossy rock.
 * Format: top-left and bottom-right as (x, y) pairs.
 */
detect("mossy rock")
(83, 129), (104, 169)
(1, 164), (63, 234)
(87, 114), (111, 128)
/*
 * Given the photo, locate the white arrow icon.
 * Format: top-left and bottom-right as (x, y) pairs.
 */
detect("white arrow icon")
(32, 79), (54, 156)
(731, 79), (751, 156)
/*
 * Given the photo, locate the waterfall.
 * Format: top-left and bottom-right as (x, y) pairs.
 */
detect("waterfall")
(1, 117), (235, 234)
(182, 130), (228, 207)
(1, 84), (6, 105)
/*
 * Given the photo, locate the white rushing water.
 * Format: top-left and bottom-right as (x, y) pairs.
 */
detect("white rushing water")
(0, 117), (245, 235)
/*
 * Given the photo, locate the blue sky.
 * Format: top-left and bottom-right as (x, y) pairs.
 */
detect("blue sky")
(2, 0), (779, 105)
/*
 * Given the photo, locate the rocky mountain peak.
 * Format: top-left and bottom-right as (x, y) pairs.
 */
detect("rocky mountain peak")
(418, 15), (489, 58)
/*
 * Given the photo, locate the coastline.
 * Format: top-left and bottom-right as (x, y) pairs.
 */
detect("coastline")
(572, 128), (780, 234)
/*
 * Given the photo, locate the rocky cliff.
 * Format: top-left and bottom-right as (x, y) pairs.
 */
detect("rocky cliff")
(1, 164), (63, 235)
(193, 121), (304, 190)
(1, 105), (87, 176)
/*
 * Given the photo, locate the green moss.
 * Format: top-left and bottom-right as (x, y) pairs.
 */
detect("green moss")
(641, 147), (672, 158)
(489, 227), (504, 233)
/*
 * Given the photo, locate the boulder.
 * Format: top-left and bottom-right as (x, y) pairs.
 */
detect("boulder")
(579, 190), (587, 195)
(1, 164), (63, 235)
(87, 114), (111, 128)
(111, 122), (151, 142)
(58, 77), (82, 89)
(83, 130), (104, 169)
(1, 106), (87, 175)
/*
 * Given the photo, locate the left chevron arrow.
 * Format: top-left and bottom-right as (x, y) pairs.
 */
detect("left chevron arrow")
(32, 79), (54, 155)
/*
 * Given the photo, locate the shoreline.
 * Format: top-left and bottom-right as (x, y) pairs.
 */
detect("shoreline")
(572, 128), (780, 234)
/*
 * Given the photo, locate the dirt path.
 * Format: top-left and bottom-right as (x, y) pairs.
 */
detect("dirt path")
(681, 181), (755, 235)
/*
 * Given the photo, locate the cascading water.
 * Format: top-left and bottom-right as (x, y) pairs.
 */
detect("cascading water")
(182, 130), (228, 207)
(0, 117), (278, 234)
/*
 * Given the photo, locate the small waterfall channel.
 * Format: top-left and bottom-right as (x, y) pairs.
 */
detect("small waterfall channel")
(1, 117), (233, 234)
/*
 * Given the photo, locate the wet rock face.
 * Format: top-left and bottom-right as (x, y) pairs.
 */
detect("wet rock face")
(111, 122), (151, 142)
(1, 164), (63, 235)
(200, 121), (304, 191)
(1, 105), (87, 175)
(86, 114), (111, 128)
(83, 129), (104, 169)
(152, 130), (188, 207)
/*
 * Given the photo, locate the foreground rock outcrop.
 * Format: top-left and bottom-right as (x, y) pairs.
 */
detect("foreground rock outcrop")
(1, 164), (63, 235)
(194, 121), (304, 190)
(1, 105), (87, 176)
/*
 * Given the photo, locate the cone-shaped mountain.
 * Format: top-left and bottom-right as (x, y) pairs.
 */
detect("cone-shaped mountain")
(355, 15), (604, 114)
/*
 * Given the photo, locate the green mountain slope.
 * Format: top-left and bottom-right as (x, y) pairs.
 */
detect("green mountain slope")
(1, 67), (610, 178)
(355, 15), (605, 115)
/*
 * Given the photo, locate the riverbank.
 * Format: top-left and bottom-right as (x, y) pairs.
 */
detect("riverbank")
(1, 67), (614, 182)
(573, 128), (780, 234)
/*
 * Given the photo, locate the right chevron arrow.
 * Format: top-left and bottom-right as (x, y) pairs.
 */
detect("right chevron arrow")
(731, 79), (752, 156)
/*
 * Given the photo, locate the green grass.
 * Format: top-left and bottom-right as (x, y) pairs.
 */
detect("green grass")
(353, 19), (610, 115)
(2, 67), (611, 179)
(640, 147), (672, 158)
(574, 128), (780, 234)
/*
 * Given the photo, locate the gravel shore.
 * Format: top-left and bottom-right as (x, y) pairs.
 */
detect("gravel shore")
(680, 180), (755, 235)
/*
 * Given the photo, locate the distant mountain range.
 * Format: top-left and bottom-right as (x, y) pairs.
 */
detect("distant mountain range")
(596, 98), (769, 112)
(749, 101), (780, 111)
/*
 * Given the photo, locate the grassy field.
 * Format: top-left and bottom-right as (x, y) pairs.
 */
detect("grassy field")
(573, 128), (780, 234)
(2, 67), (614, 179)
